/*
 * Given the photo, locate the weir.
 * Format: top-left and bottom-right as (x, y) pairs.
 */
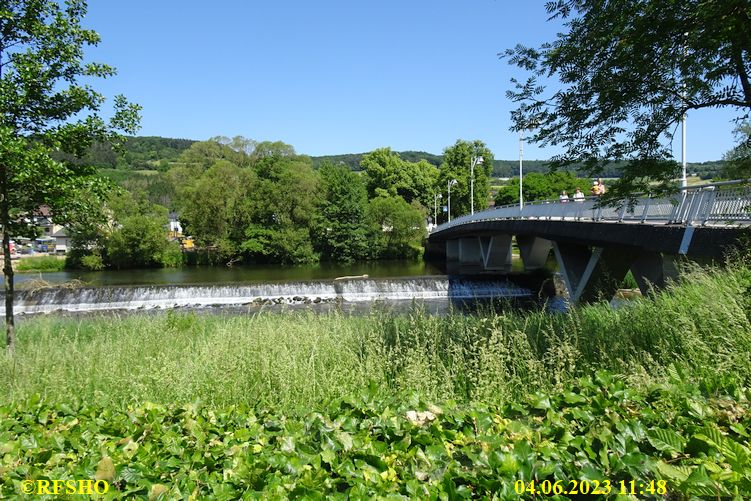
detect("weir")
(5, 277), (536, 315)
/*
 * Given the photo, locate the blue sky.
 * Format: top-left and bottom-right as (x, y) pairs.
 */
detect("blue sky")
(84, 1), (741, 162)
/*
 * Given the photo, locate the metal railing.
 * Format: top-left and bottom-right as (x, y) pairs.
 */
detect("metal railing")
(433, 179), (751, 234)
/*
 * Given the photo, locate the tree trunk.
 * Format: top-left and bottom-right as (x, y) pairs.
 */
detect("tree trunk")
(1, 186), (14, 352)
(3, 225), (14, 352)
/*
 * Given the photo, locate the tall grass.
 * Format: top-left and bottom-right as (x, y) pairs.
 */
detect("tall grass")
(1, 264), (749, 414)
(15, 255), (65, 272)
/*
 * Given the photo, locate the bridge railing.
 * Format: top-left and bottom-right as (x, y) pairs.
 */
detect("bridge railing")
(434, 179), (751, 233)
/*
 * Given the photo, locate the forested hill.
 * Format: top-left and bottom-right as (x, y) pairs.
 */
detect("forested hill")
(78, 136), (726, 179)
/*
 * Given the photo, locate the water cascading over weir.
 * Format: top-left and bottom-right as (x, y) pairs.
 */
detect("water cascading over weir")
(4, 277), (537, 315)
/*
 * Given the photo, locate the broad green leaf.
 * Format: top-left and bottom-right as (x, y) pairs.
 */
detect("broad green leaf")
(647, 428), (685, 455)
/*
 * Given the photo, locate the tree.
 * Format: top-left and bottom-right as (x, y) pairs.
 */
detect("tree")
(242, 153), (320, 264)
(361, 148), (439, 207)
(367, 195), (426, 260)
(437, 140), (494, 221)
(312, 163), (371, 263)
(503, 0), (751, 198)
(494, 171), (582, 206)
(723, 121), (751, 179)
(178, 160), (256, 261)
(103, 193), (181, 269)
(67, 191), (181, 270)
(0, 0), (140, 351)
(178, 140), (248, 170)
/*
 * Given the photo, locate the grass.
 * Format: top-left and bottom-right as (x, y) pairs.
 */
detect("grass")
(15, 255), (66, 273)
(2, 262), (749, 413)
(1, 262), (750, 498)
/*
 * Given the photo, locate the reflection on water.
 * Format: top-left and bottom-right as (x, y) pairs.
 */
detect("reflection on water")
(15, 261), (443, 287)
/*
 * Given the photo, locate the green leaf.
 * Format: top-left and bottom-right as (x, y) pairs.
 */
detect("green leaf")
(335, 431), (354, 452)
(655, 461), (691, 482)
(647, 428), (685, 455)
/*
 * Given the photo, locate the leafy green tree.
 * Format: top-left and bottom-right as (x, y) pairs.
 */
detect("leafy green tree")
(210, 135), (257, 155)
(68, 191), (181, 270)
(361, 148), (439, 207)
(503, 0), (751, 198)
(178, 140), (249, 171)
(367, 195), (426, 260)
(494, 171), (583, 206)
(242, 153), (320, 264)
(178, 160), (256, 261)
(722, 121), (751, 179)
(437, 140), (494, 221)
(0, 0), (140, 351)
(249, 141), (296, 164)
(312, 163), (371, 263)
(106, 213), (180, 270)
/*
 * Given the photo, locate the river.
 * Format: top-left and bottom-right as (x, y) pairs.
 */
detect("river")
(9, 260), (556, 316)
(14, 261), (443, 287)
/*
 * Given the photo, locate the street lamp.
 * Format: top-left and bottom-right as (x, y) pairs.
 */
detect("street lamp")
(447, 179), (458, 222)
(470, 156), (484, 214)
(680, 32), (689, 189)
(433, 193), (442, 225)
(519, 129), (525, 211)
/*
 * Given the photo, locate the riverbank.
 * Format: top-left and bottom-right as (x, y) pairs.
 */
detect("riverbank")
(1, 262), (749, 497)
(12, 254), (66, 273)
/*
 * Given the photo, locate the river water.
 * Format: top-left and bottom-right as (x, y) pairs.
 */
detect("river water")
(10, 260), (557, 316)
(15, 261), (443, 287)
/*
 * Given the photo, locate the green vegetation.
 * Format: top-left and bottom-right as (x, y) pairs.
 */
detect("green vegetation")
(313, 164), (372, 263)
(67, 191), (183, 271)
(0, 0), (141, 351)
(15, 256), (66, 273)
(84, 137), (729, 180)
(72, 139), (436, 267)
(495, 171), (583, 205)
(1, 263), (750, 497)
(723, 121), (751, 180)
(503, 1), (750, 199)
(64, 136), (732, 272)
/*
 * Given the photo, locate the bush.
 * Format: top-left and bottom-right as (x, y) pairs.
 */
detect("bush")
(159, 241), (184, 268)
(80, 252), (105, 271)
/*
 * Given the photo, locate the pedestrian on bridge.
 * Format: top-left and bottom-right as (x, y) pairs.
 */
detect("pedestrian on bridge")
(591, 178), (606, 196)
(559, 191), (569, 203)
(573, 188), (585, 201)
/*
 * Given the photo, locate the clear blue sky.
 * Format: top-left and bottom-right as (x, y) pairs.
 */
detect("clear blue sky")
(85, 1), (741, 162)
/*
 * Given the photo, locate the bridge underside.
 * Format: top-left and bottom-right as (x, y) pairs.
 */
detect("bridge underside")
(429, 220), (744, 304)
(443, 235), (677, 303)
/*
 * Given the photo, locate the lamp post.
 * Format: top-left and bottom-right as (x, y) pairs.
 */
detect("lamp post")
(680, 32), (689, 189)
(433, 193), (442, 224)
(447, 179), (457, 222)
(470, 156), (484, 214)
(519, 129), (525, 211)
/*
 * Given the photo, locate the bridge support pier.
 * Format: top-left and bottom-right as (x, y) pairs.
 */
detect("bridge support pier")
(480, 235), (513, 273)
(459, 237), (484, 274)
(517, 235), (552, 271)
(553, 244), (684, 303)
(630, 252), (666, 295)
(446, 236), (514, 274)
(446, 240), (460, 274)
(553, 243), (632, 303)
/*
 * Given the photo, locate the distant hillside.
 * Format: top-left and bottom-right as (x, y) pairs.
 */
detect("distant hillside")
(77, 136), (726, 180)
(310, 151), (443, 170)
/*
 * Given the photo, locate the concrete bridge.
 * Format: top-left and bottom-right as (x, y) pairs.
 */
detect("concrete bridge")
(426, 180), (751, 303)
